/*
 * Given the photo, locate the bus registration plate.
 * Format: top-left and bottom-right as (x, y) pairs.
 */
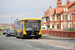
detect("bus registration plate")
(31, 35), (35, 36)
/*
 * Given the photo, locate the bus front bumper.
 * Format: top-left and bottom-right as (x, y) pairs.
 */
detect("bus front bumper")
(23, 35), (41, 38)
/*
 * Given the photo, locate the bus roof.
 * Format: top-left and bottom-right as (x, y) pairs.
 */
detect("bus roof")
(15, 18), (41, 21)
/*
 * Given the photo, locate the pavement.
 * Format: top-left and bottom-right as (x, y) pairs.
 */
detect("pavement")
(42, 34), (75, 39)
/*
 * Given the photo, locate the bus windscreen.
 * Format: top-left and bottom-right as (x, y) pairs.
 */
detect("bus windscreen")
(25, 20), (41, 31)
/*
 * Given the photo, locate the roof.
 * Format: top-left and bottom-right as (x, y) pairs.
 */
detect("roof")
(15, 18), (41, 21)
(50, 8), (55, 14)
(64, 1), (75, 7)
(42, 15), (49, 18)
(42, 0), (75, 18)
(55, 1), (75, 14)
(47, 9), (49, 11)
(55, 7), (64, 14)
(68, 8), (75, 13)
(67, 1), (75, 8)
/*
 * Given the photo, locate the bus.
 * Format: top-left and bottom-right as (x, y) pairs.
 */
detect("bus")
(14, 18), (42, 39)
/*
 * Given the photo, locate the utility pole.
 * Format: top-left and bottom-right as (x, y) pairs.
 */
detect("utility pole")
(11, 17), (12, 27)
(38, 0), (40, 18)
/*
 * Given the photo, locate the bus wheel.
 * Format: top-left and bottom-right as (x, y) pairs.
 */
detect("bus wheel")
(6, 34), (8, 37)
(20, 33), (24, 39)
(16, 33), (18, 38)
(35, 37), (38, 39)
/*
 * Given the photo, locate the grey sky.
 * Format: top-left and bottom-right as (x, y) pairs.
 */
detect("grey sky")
(0, 0), (74, 23)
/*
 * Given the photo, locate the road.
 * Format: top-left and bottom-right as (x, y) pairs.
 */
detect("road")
(0, 34), (67, 50)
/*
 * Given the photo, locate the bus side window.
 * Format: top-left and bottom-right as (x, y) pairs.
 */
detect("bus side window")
(17, 23), (18, 25)
(22, 25), (23, 29)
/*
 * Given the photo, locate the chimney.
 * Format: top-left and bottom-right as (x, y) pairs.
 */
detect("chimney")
(57, 0), (62, 7)
(49, 6), (52, 9)
(50, 6), (52, 8)
(67, 0), (70, 6)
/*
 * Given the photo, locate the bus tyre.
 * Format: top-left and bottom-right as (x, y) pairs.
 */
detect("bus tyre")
(36, 37), (38, 39)
(20, 33), (24, 39)
(15, 33), (18, 38)
(13, 35), (15, 37)
(6, 34), (8, 37)
(3, 33), (4, 35)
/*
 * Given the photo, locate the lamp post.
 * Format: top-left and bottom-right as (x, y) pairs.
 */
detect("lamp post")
(11, 17), (12, 27)
(38, 0), (40, 18)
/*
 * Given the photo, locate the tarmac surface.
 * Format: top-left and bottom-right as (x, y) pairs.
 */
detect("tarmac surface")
(0, 34), (68, 50)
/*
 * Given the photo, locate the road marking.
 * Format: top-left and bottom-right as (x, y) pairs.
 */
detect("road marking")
(20, 42), (24, 45)
(16, 39), (19, 41)
(26, 44), (32, 47)
(35, 47), (40, 50)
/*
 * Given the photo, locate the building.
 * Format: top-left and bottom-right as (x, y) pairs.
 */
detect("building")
(42, 0), (75, 30)
(0, 23), (9, 27)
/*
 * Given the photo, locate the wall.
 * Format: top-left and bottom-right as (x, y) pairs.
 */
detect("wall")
(49, 30), (75, 38)
(42, 30), (48, 34)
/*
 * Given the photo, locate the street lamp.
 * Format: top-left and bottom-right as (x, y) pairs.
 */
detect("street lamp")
(38, 0), (40, 18)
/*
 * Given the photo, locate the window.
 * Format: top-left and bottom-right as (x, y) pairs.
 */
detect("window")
(57, 15), (59, 20)
(25, 20), (41, 31)
(70, 14), (72, 20)
(74, 24), (75, 27)
(46, 17), (49, 22)
(52, 15), (54, 21)
(70, 23), (71, 28)
(15, 21), (19, 29)
(19, 20), (23, 29)
(73, 10), (75, 11)
(61, 14), (63, 20)
(52, 24), (54, 28)
(47, 25), (50, 30)
(65, 15), (67, 20)
(57, 24), (59, 29)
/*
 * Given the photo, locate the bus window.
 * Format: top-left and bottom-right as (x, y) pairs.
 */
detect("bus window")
(25, 20), (41, 31)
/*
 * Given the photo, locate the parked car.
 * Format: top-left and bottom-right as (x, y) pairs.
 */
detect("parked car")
(62, 28), (70, 30)
(72, 27), (75, 29)
(3, 28), (10, 35)
(3, 28), (7, 35)
(6, 29), (15, 37)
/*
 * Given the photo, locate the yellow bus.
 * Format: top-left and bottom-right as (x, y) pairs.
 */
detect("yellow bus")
(14, 18), (42, 39)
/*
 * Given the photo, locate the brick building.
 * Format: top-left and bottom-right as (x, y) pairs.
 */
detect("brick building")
(42, 0), (75, 30)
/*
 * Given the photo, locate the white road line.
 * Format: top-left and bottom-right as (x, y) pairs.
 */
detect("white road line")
(35, 47), (40, 50)
(16, 39), (19, 41)
(20, 42), (24, 45)
(26, 44), (32, 47)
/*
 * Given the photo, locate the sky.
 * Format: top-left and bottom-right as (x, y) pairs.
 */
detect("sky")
(0, 0), (74, 24)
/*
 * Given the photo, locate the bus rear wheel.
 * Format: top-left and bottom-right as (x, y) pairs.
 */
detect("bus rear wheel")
(20, 33), (24, 39)
(15, 33), (19, 38)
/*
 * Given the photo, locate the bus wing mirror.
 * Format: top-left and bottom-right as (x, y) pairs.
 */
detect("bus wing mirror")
(21, 22), (23, 25)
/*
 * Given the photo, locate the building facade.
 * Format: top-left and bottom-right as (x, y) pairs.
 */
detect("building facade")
(42, 0), (75, 30)
(0, 23), (9, 27)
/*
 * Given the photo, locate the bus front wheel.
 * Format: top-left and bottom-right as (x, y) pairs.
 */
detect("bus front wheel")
(35, 37), (38, 39)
